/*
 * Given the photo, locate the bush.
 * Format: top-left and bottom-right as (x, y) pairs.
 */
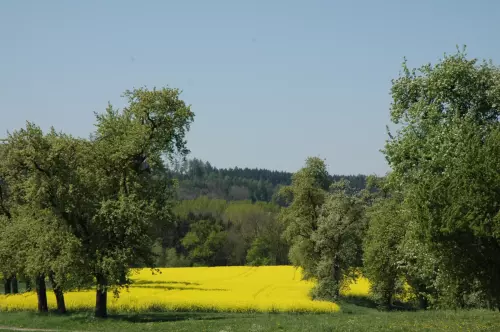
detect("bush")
(164, 248), (191, 267)
(246, 238), (272, 266)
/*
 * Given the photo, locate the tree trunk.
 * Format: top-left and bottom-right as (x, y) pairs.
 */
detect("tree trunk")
(383, 290), (393, 311)
(94, 275), (107, 318)
(331, 261), (342, 298)
(48, 272), (66, 314)
(54, 288), (66, 314)
(418, 294), (428, 310)
(35, 275), (48, 313)
(11, 275), (18, 294)
(3, 275), (11, 294)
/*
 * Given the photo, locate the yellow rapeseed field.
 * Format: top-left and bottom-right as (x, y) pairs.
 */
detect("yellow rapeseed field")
(0, 266), (370, 313)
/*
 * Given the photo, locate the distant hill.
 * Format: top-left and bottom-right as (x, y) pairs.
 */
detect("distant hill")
(170, 158), (367, 202)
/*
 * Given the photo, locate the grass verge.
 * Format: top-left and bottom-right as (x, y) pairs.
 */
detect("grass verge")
(0, 306), (499, 332)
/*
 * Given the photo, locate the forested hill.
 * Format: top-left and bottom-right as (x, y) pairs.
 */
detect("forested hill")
(170, 158), (367, 202)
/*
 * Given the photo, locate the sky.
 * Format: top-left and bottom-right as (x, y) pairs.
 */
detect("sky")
(1, 0), (498, 175)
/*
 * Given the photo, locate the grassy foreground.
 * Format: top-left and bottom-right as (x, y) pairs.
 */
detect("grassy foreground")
(0, 306), (499, 332)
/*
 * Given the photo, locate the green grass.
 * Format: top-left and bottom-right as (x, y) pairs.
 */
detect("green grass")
(0, 304), (499, 332)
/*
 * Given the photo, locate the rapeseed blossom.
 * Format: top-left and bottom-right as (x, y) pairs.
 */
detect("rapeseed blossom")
(0, 266), (370, 313)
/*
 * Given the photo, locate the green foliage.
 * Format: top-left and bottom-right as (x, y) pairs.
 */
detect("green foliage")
(311, 181), (366, 300)
(279, 158), (366, 301)
(165, 196), (288, 267)
(363, 193), (407, 308)
(0, 207), (89, 295)
(163, 248), (192, 268)
(181, 218), (227, 266)
(224, 201), (279, 244)
(172, 157), (367, 203)
(279, 157), (330, 278)
(384, 48), (500, 309)
(166, 158), (367, 270)
(246, 237), (272, 266)
(0, 86), (194, 316)
(90, 195), (156, 284)
(152, 245), (191, 268)
(174, 196), (228, 220)
(4, 47), (500, 318)
(21, 209), (88, 291)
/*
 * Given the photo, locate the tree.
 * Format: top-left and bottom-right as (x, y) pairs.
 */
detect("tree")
(173, 157), (367, 202)
(168, 197), (287, 267)
(279, 157), (330, 278)
(0, 143), (18, 295)
(142, 164), (179, 268)
(0, 216), (23, 297)
(20, 208), (86, 313)
(1, 86), (194, 317)
(181, 218), (227, 266)
(311, 180), (366, 300)
(223, 201), (280, 257)
(89, 87), (194, 317)
(363, 191), (407, 309)
(279, 159), (366, 301)
(246, 237), (272, 266)
(384, 47), (500, 309)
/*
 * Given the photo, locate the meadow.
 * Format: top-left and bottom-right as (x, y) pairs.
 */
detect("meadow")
(1, 306), (499, 331)
(0, 266), (370, 313)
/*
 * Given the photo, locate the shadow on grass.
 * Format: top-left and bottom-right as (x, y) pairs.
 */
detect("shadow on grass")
(338, 295), (417, 314)
(115, 312), (227, 323)
(390, 301), (418, 312)
(340, 295), (378, 309)
(70, 312), (239, 323)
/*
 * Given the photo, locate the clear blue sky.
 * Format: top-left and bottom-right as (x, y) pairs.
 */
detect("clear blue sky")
(1, 0), (498, 175)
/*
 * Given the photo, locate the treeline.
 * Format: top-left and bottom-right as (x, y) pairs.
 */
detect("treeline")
(281, 49), (500, 310)
(155, 160), (367, 269)
(171, 158), (367, 203)
(153, 197), (288, 267)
